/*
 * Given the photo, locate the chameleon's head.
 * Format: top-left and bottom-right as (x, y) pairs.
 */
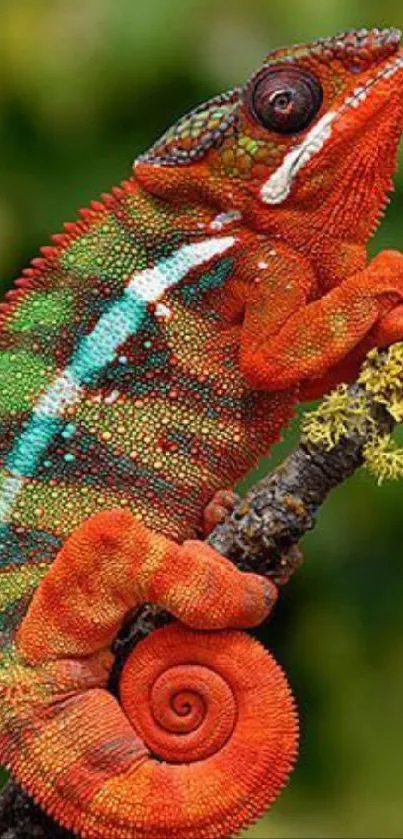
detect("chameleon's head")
(136, 28), (403, 246)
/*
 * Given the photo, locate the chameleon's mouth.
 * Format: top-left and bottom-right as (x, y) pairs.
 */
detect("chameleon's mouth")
(261, 33), (403, 206)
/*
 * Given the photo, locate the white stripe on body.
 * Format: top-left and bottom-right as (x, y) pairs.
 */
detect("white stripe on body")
(0, 236), (236, 524)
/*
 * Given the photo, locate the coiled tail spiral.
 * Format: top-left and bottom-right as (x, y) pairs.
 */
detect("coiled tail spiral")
(0, 512), (298, 838)
(1, 623), (297, 838)
(4, 623), (297, 839)
(118, 623), (298, 839)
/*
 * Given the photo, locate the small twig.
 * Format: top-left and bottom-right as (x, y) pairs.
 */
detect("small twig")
(0, 349), (398, 839)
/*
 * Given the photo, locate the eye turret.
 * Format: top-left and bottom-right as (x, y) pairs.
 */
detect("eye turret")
(248, 67), (323, 135)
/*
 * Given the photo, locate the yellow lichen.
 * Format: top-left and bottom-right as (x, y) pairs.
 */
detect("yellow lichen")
(363, 433), (403, 484)
(358, 343), (403, 422)
(303, 343), (403, 483)
(302, 384), (370, 450)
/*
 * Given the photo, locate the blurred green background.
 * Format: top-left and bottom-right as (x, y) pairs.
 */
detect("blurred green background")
(1, 1), (403, 837)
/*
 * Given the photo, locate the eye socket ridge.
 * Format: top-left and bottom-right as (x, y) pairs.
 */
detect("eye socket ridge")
(248, 66), (324, 135)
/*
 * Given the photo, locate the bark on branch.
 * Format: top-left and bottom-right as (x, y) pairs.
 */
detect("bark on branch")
(0, 354), (397, 839)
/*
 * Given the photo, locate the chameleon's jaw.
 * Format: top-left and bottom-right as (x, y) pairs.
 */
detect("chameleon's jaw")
(260, 43), (403, 208)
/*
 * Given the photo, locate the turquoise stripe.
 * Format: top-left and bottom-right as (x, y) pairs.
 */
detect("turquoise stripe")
(6, 415), (62, 476)
(69, 293), (146, 383)
(5, 286), (147, 479)
(4, 294), (147, 482)
(0, 236), (235, 516)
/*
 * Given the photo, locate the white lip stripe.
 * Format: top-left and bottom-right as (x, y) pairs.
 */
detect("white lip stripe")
(261, 111), (336, 205)
(261, 52), (403, 206)
(0, 235), (236, 525)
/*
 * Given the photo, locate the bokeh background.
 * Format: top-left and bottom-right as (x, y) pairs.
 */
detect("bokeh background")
(1, 1), (403, 837)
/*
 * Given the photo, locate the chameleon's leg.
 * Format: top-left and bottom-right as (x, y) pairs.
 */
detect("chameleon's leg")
(241, 250), (403, 391)
(202, 489), (239, 535)
(298, 337), (375, 401)
(0, 510), (297, 839)
(299, 303), (403, 401)
(16, 508), (275, 663)
(372, 303), (403, 346)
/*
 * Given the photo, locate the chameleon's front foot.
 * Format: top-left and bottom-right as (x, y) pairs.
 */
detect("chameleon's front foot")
(241, 249), (403, 391)
(0, 510), (298, 839)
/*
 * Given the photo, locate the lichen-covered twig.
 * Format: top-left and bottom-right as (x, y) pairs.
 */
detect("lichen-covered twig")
(1, 344), (402, 839)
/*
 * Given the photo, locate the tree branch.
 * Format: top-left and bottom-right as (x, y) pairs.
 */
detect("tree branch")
(0, 350), (398, 839)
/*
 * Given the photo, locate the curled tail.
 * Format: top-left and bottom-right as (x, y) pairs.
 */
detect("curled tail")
(0, 509), (298, 838)
(4, 625), (297, 839)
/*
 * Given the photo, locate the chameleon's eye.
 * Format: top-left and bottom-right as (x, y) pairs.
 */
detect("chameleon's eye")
(249, 67), (323, 135)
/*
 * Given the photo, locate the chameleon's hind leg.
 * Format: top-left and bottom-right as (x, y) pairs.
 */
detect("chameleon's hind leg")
(16, 508), (277, 663)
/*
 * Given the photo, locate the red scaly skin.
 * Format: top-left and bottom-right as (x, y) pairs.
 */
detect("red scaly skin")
(0, 510), (296, 839)
(1, 26), (403, 839)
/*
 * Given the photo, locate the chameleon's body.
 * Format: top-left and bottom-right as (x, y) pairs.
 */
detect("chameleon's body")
(0, 186), (292, 637)
(1, 27), (403, 839)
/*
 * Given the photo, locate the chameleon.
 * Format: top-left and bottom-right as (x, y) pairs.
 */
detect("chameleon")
(1, 24), (403, 839)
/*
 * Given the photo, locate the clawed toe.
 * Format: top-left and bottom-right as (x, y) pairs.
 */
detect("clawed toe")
(202, 489), (239, 535)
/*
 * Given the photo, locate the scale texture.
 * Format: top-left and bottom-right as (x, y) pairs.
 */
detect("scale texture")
(1, 27), (403, 839)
